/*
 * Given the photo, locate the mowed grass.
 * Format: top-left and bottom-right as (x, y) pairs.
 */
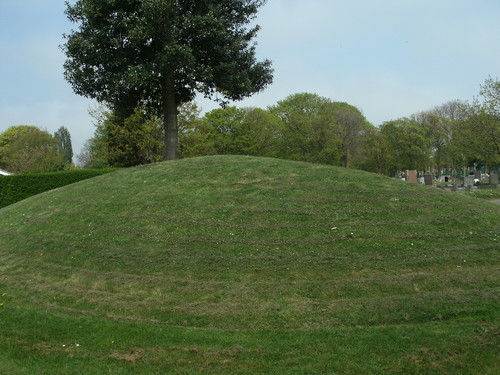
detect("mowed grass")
(0, 155), (499, 374)
(458, 187), (500, 201)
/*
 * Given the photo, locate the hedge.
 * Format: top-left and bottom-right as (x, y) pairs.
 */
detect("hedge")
(0, 169), (117, 209)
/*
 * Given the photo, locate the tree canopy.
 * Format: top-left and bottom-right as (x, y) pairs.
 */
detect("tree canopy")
(54, 126), (74, 165)
(78, 78), (499, 177)
(0, 126), (66, 174)
(63, 0), (273, 160)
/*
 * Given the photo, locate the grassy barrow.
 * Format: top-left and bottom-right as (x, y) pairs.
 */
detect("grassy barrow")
(1, 155), (499, 374)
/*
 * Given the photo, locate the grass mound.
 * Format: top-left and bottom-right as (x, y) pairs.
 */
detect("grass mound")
(1, 155), (499, 374)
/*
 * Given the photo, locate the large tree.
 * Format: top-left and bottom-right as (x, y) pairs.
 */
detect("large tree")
(96, 108), (165, 167)
(448, 77), (500, 171)
(54, 126), (74, 165)
(269, 93), (339, 163)
(379, 119), (430, 176)
(0, 126), (65, 174)
(321, 102), (369, 168)
(413, 112), (453, 176)
(63, 0), (273, 160)
(479, 76), (499, 118)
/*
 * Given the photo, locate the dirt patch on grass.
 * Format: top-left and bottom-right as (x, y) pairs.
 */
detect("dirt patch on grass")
(109, 347), (145, 363)
(34, 342), (86, 358)
(405, 326), (500, 373)
(107, 345), (267, 366)
(234, 178), (265, 185)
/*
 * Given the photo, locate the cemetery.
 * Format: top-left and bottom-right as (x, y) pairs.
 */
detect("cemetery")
(404, 169), (500, 192)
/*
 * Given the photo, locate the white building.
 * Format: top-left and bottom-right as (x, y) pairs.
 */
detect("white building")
(0, 169), (13, 176)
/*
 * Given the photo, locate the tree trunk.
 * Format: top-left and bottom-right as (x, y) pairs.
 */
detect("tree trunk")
(162, 71), (179, 160)
(341, 138), (349, 168)
(343, 149), (349, 168)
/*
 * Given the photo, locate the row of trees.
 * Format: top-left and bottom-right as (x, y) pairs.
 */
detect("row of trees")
(2, 78), (496, 176)
(370, 77), (499, 176)
(78, 93), (372, 169)
(61, 1), (497, 177)
(79, 77), (499, 176)
(0, 126), (73, 174)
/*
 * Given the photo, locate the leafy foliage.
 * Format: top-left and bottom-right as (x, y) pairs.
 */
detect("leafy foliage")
(269, 93), (337, 163)
(0, 168), (116, 209)
(54, 126), (74, 165)
(321, 101), (373, 168)
(0, 126), (66, 174)
(378, 118), (430, 175)
(63, 0), (273, 159)
(99, 109), (164, 167)
(78, 77), (499, 175)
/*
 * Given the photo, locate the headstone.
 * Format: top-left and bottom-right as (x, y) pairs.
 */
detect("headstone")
(406, 170), (418, 184)
(454, 176), (464, 187)
(464, 176), (475, 188)
(474, 170), (481, 180)
(418, 177), (425, 184)
(490, 173), (499, 185)
(424, 174), (433, 186)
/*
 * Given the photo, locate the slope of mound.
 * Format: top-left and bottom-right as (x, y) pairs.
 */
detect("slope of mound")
(1, 155), (499, 373)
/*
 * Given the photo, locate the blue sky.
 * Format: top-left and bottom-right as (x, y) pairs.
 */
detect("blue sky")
(1, 0), (499, 157)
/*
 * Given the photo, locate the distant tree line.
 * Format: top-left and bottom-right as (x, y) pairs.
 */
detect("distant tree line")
(0, 126), (73, 174)
(78, 93), (373, 169)
(61, 1), (497, 176)
(79, 77), (499, 176)
(371, 76), (499, 176)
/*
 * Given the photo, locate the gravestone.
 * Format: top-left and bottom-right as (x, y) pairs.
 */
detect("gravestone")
(424, 174), (433, 186)
(406, 170), (418, 184)
(490, 173), (499, 185)
(455, 176), (464, 187)
(474, 170), (481, 180)
(464, 176), (475, 188)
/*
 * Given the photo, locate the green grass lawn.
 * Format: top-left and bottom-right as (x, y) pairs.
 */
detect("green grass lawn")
(1, 155), (499, 374)
(458, 187), (500, 201)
